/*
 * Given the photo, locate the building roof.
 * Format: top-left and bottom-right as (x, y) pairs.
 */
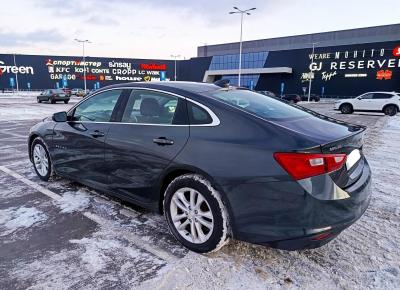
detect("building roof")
(198, 24), (400, 57)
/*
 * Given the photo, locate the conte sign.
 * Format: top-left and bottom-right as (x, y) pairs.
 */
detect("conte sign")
(0, 54), (172, 89)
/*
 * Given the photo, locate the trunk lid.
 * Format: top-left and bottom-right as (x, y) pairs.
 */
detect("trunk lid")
(271, 109), (366, 188)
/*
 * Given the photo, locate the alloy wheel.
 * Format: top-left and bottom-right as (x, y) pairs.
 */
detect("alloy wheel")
(169, 187), (214, 244)
(33, 144), (49, 177)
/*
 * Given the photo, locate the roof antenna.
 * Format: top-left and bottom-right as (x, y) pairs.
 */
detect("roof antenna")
(214, 79), (230, 88)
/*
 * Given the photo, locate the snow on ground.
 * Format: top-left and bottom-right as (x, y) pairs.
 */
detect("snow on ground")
(56, 189), (91, 213)
(0, 206), (47, 237)
(0, 94), (79, 121)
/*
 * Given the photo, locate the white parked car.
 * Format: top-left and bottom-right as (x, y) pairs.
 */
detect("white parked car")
(334, 92), (400, 116)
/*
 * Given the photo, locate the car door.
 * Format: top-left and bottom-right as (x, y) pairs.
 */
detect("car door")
(104, 89), (189, 206)
(371, 93), (392, 110)
(51, 89), (126, 188)
(354, 93), (373, 110)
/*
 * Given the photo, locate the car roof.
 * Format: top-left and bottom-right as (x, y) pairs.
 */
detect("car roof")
(97, 81), (220, 94)
(361, 91), (397, 94)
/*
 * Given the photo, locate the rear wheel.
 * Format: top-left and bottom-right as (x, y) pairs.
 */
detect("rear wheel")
(164, 174), (229, 253)
(64, 100), (69, 104)
(340, 103), (353, 114)
(383, 105), (398, 116)
(37, 98), (42, 103)
(31, 138), (52, 181)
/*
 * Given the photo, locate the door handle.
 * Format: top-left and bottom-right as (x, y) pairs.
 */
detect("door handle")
(153, 137), (174, 145)
(90, 130), (105, 138)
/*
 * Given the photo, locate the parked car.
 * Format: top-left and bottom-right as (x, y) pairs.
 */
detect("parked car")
(71, 88), (87, 97)
(37, 89), (70, 104)
(258, 91), (276, 98)
(334, 91), (400, 116)
(62, 88), (72, 97)
(301, 94), (321, 102)
(29, 82), (371, 253)
(282, 94), (302, 103)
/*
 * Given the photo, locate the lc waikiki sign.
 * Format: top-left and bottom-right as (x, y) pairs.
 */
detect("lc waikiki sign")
(0, 61), (34, 76)
(305, 44), (400, 83)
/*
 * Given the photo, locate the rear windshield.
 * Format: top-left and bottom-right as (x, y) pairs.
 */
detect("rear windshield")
(204, 89), (310, 120)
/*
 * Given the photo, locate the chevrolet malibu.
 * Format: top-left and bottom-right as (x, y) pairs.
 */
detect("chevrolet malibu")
(28, 82), (372, 253)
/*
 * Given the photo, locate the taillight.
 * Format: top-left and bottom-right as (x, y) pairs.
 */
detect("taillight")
(273, 152), (347, 180)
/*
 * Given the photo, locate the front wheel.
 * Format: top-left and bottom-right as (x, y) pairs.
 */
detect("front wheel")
(37, 98), (42, 103)
(384, 105), (398, 116)
(31, 138), (52, 181)
(64, 100), (69, 104)
(164, 174), (229, 253)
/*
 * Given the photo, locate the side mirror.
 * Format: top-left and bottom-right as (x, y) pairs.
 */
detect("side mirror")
(52, 111), (67, 122)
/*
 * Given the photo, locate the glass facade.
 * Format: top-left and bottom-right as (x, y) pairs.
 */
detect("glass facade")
(209, 51), (268, 70)
(209, 51), (268, 88)
(220, 74), (260, 89)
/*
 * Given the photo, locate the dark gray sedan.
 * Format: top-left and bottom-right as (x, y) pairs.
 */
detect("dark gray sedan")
(28, 82), (372, 253)
(37, 89), (70, 104)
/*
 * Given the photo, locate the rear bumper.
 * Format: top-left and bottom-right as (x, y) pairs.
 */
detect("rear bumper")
(223, 160), (372, 250)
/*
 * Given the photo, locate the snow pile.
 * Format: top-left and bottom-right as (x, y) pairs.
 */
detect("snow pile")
(57, 190), (91, 213)
(0, 206), (47, 236)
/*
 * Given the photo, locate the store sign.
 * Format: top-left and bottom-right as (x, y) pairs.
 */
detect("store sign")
(393, 46), (400, 57)
(302, 45), (400, 82)
(0, 61), (34, 75)
(376, 70), (392, 80)
(140, 63), (167, 70)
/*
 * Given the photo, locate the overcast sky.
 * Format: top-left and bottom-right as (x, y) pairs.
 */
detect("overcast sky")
(1, 0), (399, 60)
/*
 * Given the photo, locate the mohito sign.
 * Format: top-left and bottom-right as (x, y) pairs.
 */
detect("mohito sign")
(140, 63), (167, 70)
(0, 61), (34, 75)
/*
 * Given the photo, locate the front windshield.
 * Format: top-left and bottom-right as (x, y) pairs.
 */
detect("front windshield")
(204, 89), (310, 120)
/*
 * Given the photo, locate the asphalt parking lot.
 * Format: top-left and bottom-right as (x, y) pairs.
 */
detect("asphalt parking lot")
(0, 95), (399, 289)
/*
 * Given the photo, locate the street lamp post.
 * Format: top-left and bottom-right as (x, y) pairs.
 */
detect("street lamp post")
(229, 7), (256, 87)
(75, 39), (91, 92)
(307, 42), (318, 102)
(13, 53), (19, 92)
(170, 54), (181, 81)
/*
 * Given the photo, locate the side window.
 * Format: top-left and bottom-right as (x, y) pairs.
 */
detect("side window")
(373, 93), (391, 99)
(188, 102), (213, 125)
(360, 93), (373, 99)
(121, 90), (182, 125)
(73, 89), (122, 122)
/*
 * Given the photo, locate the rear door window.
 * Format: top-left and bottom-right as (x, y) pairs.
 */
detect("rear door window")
(372, 93), (392, 99)
(188, 102), (213, 125)
(121, 90), (187, 125)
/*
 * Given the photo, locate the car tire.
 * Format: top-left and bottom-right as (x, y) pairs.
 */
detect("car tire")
(383, 105), (398, 116)
(64, 100), (69, 104)
(50, 97), (56, 104)
(163, 174), (230, 253)
(31, 138), (52, 181)
(340, 103), (353, 114)
(37, 98), (42, 103)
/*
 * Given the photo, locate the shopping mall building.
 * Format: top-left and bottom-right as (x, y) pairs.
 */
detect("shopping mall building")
(1, 24), (399, 97)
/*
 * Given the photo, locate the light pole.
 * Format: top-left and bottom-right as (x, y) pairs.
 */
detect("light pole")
(13, 53), (19, 92)
(229, 7), (256, 87)
(75, 39), (91, 91)
(307, 42), (318, 102)
(170, 54), (180, 81)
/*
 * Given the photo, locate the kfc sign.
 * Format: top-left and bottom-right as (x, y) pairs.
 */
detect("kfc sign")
(140, 63), (167, 70)
(393, 46), (400, 57)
